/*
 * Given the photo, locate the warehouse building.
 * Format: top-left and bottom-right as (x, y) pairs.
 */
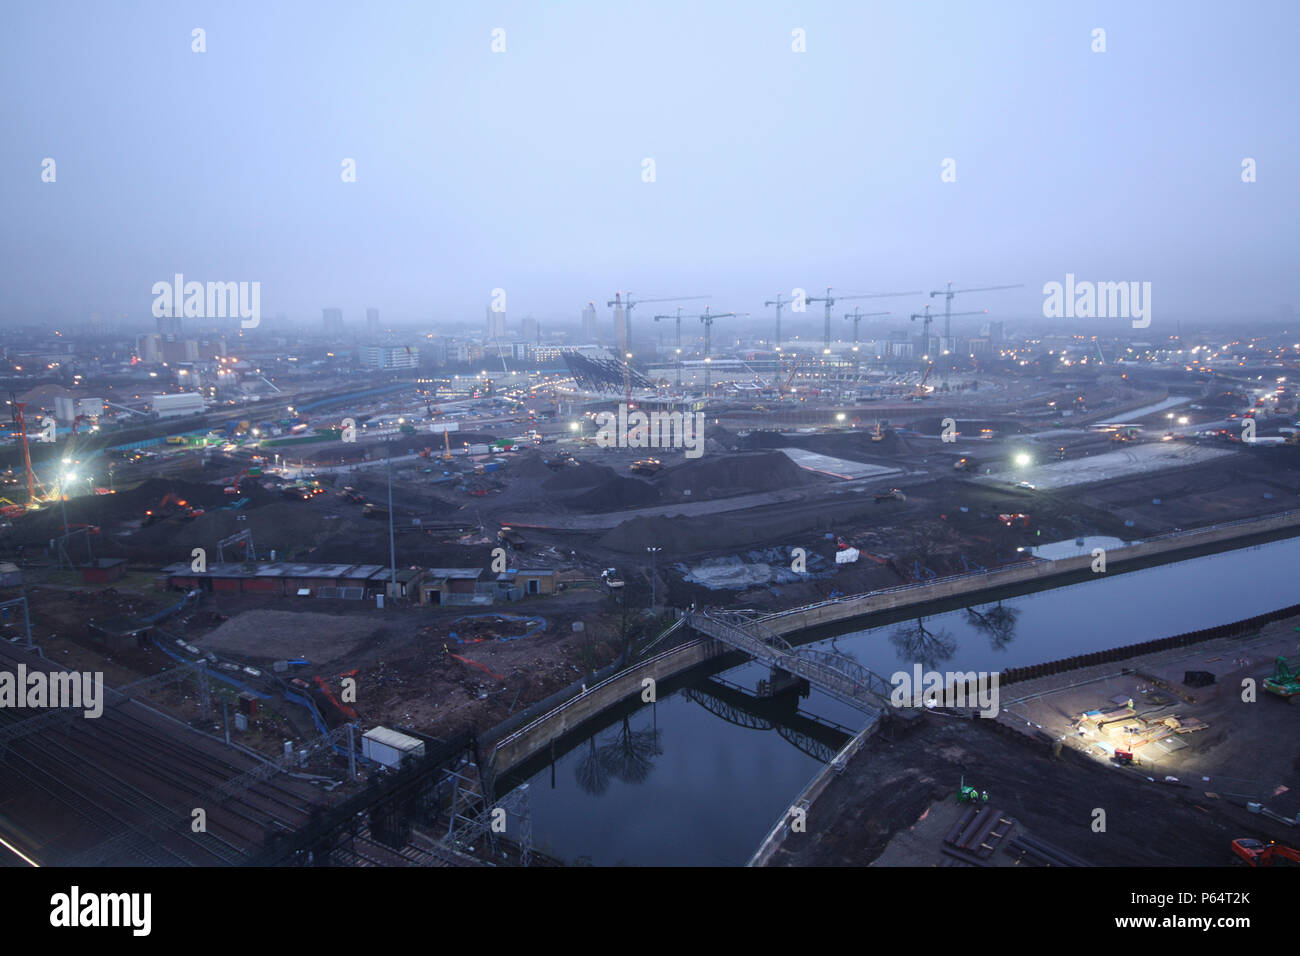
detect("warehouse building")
(495, 569), (557, 599)
(161, 561), (388, 597)
(418, 568), (487, 606)
(151, 392), (206, 418)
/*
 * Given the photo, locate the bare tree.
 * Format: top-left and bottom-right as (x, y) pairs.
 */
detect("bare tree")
(965, 600), (1021, 651)
(889, 616), (957, 670)
(574, 734), (611, 796)
(597, 717), (663, 785)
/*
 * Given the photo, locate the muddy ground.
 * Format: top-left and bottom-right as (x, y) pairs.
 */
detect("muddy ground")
(771, 623), (1300, 867)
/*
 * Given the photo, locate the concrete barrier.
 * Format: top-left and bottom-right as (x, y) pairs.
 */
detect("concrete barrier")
(488, 638), (728, 778)
(761, 509), (1300, 639)
(747, 715), (880, 867)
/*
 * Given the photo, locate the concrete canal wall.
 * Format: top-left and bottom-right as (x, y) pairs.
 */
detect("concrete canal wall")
(761, 509), (1300, 638)
(487, 637), (728, 778)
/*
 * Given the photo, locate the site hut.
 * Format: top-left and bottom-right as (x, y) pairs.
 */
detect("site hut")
(161, 561), (389, 599)
(385, 567), (425, 600)
(361, 726), (425, 770)
(496, 569), (557, 600)
(79, 557), (127, 585)
(417, 568), (487, 606)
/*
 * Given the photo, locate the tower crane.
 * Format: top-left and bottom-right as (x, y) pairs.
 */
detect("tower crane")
(911, 306), (986, 359)
(807, 287), (920, 352)
(608, 293), (710, 403)
(699, 308), (745, 395)
(843, 309), (891, 346)
(653, 308), (687, 387)
(607, 293), (710, 357)
(929, 282), (1023, 351)
(764, 293), (790, 349)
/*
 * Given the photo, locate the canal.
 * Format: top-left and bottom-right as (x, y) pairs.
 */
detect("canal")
(506, 535), (1300, 866)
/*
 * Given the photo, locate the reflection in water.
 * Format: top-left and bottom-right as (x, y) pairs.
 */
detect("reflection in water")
(574, 718), (664, 794)
(965, 600), (1021, 651)
(888, 616), (957, 669)
(597, 717), (664, 785)
(574, 735), (611, 796)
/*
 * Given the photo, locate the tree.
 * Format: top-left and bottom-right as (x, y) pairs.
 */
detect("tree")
(574, 734), (611, 795)
(597, 717), (663, 785)
(965, 600), (1020, 651)
(889, 616), (956, 670)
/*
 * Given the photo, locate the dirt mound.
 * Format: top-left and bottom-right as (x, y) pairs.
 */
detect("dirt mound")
(599, 515), (717, 554)
(740, 428), (911, 459)
(123, 500), (352, 563)
(542, 462), (618, 492)
(510, 454), (554, 479)
(564, 475), (660, 513)
(10, 476), (247, 545)
(654, 451), (813, 497)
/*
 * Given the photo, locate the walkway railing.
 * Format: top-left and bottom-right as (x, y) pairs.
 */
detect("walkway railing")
(759, 507), (1300, 625)
(685, 610), (892, 714)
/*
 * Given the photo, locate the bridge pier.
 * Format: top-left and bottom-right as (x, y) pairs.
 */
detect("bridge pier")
(757, 667), (808, 700)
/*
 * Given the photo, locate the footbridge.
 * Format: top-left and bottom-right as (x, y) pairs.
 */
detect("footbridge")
(683, 609), (895, 715)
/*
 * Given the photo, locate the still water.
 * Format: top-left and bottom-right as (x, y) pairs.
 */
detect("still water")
(517, 537), (1300, 866)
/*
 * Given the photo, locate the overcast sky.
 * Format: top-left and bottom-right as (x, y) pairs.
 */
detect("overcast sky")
(2, 1), (1297, 332)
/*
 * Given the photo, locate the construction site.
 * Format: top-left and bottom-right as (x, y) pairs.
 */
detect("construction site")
(3, 313), (1300, 870)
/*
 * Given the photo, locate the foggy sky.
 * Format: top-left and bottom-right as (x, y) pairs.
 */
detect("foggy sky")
(2, 1), (1297, 331)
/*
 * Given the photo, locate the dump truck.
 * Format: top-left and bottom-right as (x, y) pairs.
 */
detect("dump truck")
(631, 458), (663, 475)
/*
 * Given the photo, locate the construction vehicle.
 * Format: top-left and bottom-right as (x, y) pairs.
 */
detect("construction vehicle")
(1263, 656), (1300, 700)
(337, 486), (364, 504)
(223, 469), (258, 496)
(871, 421), (886, 441)
(954, 456), (976, 471)
(498, 526), (525, 548)
(957, 776), (988, 804)
(779, 356), (806, 399)
(600, 568), (625, 589)
(1232, 838), (1300, 866)
(630, 458), (663, 475)
(874, 488), (905, 503)
(362, 502), (389, 519)
(0, 498), (26, 519)
(908, 364), (933, 401)
(144, 493), (203, 524)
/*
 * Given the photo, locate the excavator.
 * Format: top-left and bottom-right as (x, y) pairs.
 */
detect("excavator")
(1232, 838), (1300, 866)
(144, 493), (204, 524)
(1263, 656), (1300, 700)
